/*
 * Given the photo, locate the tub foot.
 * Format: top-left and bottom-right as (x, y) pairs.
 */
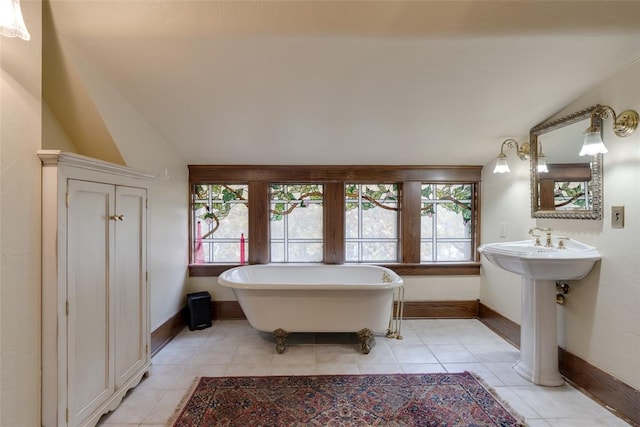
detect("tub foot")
(273, 328), (289, 354)
(385, 329), (404, 340)
(357, 328), (373, 354)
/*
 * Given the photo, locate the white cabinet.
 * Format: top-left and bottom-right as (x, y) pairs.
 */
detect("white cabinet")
(40, 151), (154, 427)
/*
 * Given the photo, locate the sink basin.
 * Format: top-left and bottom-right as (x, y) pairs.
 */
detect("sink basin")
(478, 238), (601, 386)
(478, 239), (601, 280)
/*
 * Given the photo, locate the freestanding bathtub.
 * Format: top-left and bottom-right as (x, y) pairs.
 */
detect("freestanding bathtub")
(218, 264), (404, 354)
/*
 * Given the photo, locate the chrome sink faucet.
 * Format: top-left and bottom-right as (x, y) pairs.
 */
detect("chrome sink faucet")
(529, 227), (552, 247)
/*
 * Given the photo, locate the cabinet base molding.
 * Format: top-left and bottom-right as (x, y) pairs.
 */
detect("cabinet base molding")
(83, 363), (152, 427)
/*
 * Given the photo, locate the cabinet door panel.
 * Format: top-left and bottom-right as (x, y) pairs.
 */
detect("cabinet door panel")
(67, 179), (115, 424)
(114, 186), (148, 387)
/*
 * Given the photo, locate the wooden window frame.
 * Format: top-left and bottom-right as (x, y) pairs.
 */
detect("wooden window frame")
(188, 165), (482, 276)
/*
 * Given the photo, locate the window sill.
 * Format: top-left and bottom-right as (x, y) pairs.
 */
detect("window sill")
(188, 262), (480, 277)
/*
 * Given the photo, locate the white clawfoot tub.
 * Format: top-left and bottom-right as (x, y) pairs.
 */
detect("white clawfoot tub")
(218, 264), (404, 354)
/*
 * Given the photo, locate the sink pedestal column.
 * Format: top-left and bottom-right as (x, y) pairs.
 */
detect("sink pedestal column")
(513, 277), (564, 386)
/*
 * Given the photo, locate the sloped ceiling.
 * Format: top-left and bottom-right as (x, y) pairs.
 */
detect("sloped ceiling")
(44, 1), (640, 166)
(42, 4), (125, 165)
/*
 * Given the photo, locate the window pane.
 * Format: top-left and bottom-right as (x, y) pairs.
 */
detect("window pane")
(420, 183), (473, 263)
(362, 242), (398, 262)
(362, 208), (397, 238)
(270, 184), (323, 263)
(287, 243), (323, 262)
(420, 242), (433, 262)
(271, 215), (284, 239)
(420, 207), (433, 238)
(345, 208), (359, 239)
(345, 242), (359, 260)
(193, 184), (248, 264)
(436, 242), (472, 261)
(345, 183), (398, 262)
(210, 242), (245, 263)
(288, 204), (323, 239)
(270, 243), (284, 263)
(436, 204), (471, 238)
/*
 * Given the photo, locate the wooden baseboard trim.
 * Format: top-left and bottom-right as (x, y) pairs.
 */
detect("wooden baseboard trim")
(558, 348), (640, 426)
(150, 301), (247, 356)
(150, 309), (186, 357)
(478, 302), (639, 426)
(477, 303), (520, 347)
(401, 300), (478, 318)
(213, 300), (246, 319)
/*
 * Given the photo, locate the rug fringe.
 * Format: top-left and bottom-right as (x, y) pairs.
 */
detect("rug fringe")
(166, 376), (202, 427)
(467, 371), (527, 426)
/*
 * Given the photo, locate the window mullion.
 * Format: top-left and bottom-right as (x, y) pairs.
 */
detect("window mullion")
(401, 181), (421, 264)
(323, 182), (345, 264)
(248, 181), (269, 264)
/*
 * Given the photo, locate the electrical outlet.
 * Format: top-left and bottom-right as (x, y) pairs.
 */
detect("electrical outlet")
(611, 206), (625, 228)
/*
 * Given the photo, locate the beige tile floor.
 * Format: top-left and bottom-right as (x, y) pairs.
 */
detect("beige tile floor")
(97, 319), (631, 426)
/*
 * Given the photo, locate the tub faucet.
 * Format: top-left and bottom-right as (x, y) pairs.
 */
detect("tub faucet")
(529, 227), (552, 247)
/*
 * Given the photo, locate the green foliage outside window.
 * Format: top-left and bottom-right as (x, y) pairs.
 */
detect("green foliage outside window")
(270, 184), (324, 263)
(192, 181), (476, 265)
(345, 183), (398, 212)
(270, 184), (323, 221)
(421, 184), (472, 226)
(194, 184), (247, 237)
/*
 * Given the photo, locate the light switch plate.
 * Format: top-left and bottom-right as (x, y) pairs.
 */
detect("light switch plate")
(499, 222), (507, 238)
(611, 206), (625, 228)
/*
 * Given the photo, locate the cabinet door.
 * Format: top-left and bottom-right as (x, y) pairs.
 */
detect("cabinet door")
(114, 186), (148, 388)
(67, 179), (115, 425)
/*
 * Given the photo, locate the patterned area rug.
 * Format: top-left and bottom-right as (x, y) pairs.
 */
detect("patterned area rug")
(170, 372), (524, 426)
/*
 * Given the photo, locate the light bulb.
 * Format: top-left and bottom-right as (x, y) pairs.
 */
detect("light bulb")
(493, 155), (510, 174)
(537, 155), (548, 173)
(580, 130), (608, 156)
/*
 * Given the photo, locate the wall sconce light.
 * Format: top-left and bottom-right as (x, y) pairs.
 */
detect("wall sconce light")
(580, 105), (638, 156)
(492, 138), (530, 174)
(0, 0), (30, 41)
(537, 142), (549, 173)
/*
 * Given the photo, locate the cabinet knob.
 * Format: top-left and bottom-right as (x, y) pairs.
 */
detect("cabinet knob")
(110, 215), (124, 221)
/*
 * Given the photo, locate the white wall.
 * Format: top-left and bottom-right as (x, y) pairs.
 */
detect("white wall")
(60, 40), (190, 329)
(0, 0), (42, 425)
(480, 59), (640, 390)
(480, 151), (535, 322)
(42, 100), (77, 152)
(190, 275), (481, 303)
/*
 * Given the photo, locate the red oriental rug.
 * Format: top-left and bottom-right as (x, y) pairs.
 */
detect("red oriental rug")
(169, 372), (524, 426)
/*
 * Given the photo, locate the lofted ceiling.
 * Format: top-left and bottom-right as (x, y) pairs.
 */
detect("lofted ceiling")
(44, 1), (640, 166)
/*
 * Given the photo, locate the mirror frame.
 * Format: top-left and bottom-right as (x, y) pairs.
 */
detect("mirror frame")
(530, 104), (603, 220)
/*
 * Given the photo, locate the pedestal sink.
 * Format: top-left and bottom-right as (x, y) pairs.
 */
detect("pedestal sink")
(478, 238), (601, 386)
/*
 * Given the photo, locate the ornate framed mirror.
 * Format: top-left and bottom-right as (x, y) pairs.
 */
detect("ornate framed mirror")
(530, 105), (603, 219)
